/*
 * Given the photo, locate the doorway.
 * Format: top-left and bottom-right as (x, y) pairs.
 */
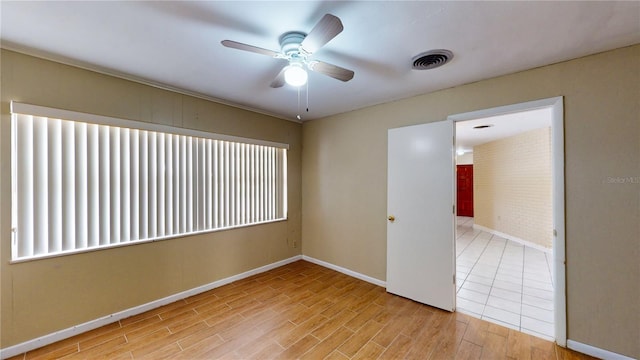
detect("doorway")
(449, 97), (565, 345)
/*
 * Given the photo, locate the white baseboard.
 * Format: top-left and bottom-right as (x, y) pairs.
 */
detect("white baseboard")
(567, 340), (637, 360)
(473, 224), (552, 254)
(0, 255), (303, 360)
(302, 255), (386, 287)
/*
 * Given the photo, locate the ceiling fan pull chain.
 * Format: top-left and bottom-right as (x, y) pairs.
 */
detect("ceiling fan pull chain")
(306, 80), (310, 113)
(297, 86), (302, 120)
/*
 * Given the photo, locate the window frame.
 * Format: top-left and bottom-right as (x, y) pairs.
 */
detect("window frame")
(10, 102), (289, 263)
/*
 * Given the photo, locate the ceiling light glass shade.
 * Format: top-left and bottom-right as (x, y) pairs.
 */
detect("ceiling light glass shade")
(284, 64), (308, 87)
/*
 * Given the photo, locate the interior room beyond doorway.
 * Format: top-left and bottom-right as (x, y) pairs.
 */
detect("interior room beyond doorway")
(453, 104), (557, 341)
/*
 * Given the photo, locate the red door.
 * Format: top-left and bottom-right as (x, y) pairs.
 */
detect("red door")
(456, 165), (474, 217)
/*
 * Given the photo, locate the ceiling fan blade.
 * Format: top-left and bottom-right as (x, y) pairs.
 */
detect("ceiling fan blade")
(300, 14), (344, 54)
(308, 61), (354, 82)
(270, 67), (286, 88)
(221, 40), (280, 57)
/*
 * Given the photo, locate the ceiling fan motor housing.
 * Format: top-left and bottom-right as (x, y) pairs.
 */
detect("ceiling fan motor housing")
(221, 14), (354, 90)
(280, 32), (306, 55)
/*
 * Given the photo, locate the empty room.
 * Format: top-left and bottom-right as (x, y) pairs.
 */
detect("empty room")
(1, 2), (638, 360)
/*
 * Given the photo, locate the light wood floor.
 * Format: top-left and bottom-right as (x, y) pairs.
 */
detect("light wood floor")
(9, 260), (595, 360)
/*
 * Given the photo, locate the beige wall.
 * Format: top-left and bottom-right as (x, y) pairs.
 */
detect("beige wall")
(302, 45), (639, 358)
(474, 127), (552, 248)
(0, 50), (302, 348)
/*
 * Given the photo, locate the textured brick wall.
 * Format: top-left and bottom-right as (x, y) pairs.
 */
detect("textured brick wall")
(474, 127), (552, 248)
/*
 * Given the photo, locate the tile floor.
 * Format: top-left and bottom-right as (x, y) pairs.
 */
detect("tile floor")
(455, 216), (555, 341)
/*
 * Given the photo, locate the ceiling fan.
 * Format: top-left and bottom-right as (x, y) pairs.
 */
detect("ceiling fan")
(221, 14), (355, 88)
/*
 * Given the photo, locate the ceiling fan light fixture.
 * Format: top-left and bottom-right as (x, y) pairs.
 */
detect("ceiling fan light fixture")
(284, 63), (308, 87)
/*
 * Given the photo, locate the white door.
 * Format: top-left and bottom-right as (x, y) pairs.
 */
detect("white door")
(387, 120), (455, 311)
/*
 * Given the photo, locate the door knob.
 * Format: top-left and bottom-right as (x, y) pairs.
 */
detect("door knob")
(388, 215), (395, 222)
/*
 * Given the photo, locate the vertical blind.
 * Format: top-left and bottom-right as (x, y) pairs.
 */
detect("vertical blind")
(11, 103), (288, 261)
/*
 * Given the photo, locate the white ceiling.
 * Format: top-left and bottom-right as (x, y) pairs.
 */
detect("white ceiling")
(455, 108), (552, 154)
(1, 1), (639, 122)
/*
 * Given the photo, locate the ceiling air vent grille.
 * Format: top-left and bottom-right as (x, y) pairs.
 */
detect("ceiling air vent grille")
(412, 49), (453, 70)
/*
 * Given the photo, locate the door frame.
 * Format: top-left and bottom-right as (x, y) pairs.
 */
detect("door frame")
(447, 96), (566, 346)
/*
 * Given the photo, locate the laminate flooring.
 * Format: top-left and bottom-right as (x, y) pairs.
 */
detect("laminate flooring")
(8, 260), (595, 360)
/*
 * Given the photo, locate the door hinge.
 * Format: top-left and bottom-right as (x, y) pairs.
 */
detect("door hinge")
(453, 205), (455, 214)
(453, 274), (456, 284)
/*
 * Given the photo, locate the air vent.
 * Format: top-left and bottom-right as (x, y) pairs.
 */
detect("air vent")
(412, 49), (454, 70)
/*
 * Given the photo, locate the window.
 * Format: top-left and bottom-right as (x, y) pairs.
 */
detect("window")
(11, 102), (288, 262)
